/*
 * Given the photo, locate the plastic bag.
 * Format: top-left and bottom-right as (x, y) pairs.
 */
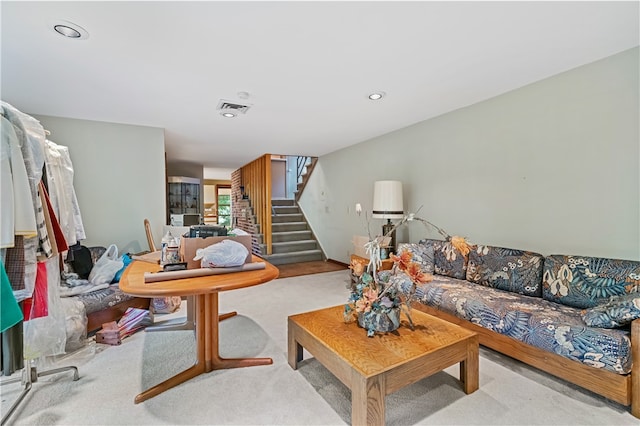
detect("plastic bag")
(23, 255), (67, 360)
(151, 296), (182, 314)
(88, 244), (123, 285)
(194, 239), (248, 268)
(59, 297), (88, 353)
(112, 253), (132, 283)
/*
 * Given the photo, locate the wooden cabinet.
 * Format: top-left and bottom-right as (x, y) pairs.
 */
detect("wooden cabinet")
(350, 254), (394, 271)
(167, 176), (201, 215)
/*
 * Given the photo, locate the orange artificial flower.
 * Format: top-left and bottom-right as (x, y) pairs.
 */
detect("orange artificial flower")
(390, 249), (413, 271)
(450, 236), (471, 257)
(350, 258), (366, 277)
(355, 287), (378, 313)
(405, 262), (433, 284)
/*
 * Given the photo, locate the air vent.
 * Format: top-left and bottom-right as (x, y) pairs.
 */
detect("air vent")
(216, 100), (251, 114)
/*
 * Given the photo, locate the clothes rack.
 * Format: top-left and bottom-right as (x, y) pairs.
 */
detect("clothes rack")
(1, 362), (79, 425)
(0, 117), (80, 425)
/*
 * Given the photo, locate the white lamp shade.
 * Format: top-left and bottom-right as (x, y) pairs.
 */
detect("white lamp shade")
(372, 180), (404, 219)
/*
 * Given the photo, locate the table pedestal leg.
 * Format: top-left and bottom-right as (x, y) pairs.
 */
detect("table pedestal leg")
(134, 292), (272, 404)
(219, 311), (237, 321)
(204, 293), (272, 372)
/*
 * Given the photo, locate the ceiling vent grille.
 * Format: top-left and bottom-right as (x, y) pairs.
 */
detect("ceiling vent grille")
(217, 100), (251, 114)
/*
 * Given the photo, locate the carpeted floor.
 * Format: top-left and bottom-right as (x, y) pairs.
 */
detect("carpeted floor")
(1, 270), (637, 425)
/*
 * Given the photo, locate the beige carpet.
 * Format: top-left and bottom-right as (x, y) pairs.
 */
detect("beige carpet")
(1, 270), (637, 425)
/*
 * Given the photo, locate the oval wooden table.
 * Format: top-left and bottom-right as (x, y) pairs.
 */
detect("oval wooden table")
(119, 256), (279, 403)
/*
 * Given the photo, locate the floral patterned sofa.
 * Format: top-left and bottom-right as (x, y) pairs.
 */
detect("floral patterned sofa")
(389, 239), (640, 418)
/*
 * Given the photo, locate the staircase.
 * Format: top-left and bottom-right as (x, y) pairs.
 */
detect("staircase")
(294, 157), (317, 201)
(259, 199), (323, 265)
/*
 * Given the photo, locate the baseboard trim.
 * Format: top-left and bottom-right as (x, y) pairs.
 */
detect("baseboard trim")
(327, 258), (349, 268)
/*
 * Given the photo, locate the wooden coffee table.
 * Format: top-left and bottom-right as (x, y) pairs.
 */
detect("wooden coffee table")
(288, 305), (479, 425)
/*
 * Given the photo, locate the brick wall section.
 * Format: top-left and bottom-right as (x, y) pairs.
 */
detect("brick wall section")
(231, 168), (242, 227)
(231, 169), (261, 255)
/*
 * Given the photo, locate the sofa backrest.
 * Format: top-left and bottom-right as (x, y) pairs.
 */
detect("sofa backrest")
(467, 245), (544, 297)
(542, 255), (640, 308)
(419, 238), (468, 280)
(396, 242), (435, 274)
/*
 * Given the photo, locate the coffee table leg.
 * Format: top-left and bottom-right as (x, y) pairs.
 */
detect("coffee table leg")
(351, 372), (385, 426)
(287, 321), (303, 369)
(460, 335), (479, 394)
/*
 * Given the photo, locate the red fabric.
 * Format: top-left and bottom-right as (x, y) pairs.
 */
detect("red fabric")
(22, 297), (32, 321)
(39, 181), (68, 253)
(23, 262), (49, 320)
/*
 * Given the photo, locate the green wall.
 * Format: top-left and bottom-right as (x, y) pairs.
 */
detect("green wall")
(33, 115), (166, 254)
(301, 47), (639, 263)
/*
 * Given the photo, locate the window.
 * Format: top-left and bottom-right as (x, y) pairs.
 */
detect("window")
(217, 186), (231, 227)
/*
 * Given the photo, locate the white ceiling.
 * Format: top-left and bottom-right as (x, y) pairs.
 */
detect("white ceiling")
(2, 1), (638, 170)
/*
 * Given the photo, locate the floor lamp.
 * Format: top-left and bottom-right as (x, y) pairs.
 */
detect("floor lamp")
(372, 180), (404, 254)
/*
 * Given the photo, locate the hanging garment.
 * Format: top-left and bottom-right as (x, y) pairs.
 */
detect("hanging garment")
(1, 262), (23, 333)
(35, 185), (52, 261)
(23, 262), (48, 321)
(1, 116), (37, 248)
(1, 314), (24, 376)
(1, 102), (52, 259)
(20, 236), (38, 302)
(4, 235), (25, 292)
(41, 185), (59, 257)
(39, 180), (68, 256)
(44, 139), (86, 246)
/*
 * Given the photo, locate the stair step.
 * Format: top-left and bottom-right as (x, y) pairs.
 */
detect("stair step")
(272, 222), (308, 232)
(273, 206), (299, 215)
(272, 213), (303, 223)
(271, 199), (296, 207)
(262, 249), (323, 266)
(263, 192), (321, 265)
(270, 240), (318, 254)
(272, 230), (312, 242)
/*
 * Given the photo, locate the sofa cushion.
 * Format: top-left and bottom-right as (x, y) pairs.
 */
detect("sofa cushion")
(403, 275), (632, 375)
(582, 292), (640, 328)
(74, 284), (138, 315)
(395, 242), (434, 274)
(420, 238), (469, 280)
(467, 245), (544, 297)
(542, 255), (640, 309)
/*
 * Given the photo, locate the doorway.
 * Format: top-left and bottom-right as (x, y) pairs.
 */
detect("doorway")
(203, 182), (232, 226)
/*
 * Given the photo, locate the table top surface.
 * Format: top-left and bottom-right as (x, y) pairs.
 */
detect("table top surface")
(289, 305), (476, 376)
(120, 255), (279, 297)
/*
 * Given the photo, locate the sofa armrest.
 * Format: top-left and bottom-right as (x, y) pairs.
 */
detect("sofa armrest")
(631, 318), (640, 417)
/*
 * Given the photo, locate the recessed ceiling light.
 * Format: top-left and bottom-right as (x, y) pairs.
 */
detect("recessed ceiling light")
(52, 20), (89, 40)
(221, 112), (237, 118)
(368, 92), (385, 100)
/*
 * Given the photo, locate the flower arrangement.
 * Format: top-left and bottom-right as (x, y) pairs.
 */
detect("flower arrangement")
(344, 212), (471, 337)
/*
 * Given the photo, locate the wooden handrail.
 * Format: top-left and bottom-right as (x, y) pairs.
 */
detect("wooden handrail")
(295, 156), (317, 201)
